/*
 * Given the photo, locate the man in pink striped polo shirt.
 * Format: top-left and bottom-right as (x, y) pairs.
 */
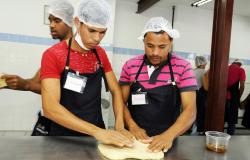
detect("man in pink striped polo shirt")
(119, 17), (197, 152)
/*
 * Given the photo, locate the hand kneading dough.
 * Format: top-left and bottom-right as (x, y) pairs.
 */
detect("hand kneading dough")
(98, 140), (164, 160)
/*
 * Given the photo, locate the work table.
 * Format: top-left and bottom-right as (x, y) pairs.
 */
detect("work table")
(0, 136), (249, 160)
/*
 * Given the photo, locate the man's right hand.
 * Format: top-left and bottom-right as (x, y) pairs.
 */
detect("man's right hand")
(1, 74), (28, 90)
(94, 129), (134, 148)
(129, 125), (151, 143)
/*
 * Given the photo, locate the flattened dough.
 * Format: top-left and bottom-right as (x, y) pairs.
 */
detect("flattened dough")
(98, 140), (164, 160)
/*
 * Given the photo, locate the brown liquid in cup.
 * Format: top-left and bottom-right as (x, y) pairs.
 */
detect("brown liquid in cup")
(206, 143), (226, 153)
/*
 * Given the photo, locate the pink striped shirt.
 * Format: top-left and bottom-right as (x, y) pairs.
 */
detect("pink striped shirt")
(119, 54), (197, 92)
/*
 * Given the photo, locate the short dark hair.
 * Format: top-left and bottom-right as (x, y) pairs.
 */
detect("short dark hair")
(143, 30), (173, 41)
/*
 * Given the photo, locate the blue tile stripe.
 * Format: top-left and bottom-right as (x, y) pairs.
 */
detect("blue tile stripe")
(0, 32), (58, 46)
(113, 47), (143, 55)
(1, 32), (250, 65)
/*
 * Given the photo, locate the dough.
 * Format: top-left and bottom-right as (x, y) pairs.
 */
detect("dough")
(0, 73), (7, 88)
(98, 140), (164, 160)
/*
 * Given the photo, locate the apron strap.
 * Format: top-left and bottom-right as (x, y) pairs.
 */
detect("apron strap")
(168, 53), (178, 111)
(65, 37), (73, 70)
(168, 53), (176, 86)
(134, 55), (146, 82)
(92, 49), (109, 92)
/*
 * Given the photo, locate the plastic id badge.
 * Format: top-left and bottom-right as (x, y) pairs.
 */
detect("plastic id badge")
(131, 92), (148, 105)
(64, 72), (87, 94)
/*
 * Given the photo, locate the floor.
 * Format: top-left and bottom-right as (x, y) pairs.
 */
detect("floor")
(225, 118), (250, 135)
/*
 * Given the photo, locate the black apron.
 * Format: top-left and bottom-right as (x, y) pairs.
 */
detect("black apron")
(196, 86), (208, 132)
(225, 81), (240, 124)
(128, 54), (180, 136)
(31, 111), (51, 136)
(49, 38), (105, 136)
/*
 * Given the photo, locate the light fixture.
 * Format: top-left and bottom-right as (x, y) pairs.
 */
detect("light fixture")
(191, 0), (212, 7)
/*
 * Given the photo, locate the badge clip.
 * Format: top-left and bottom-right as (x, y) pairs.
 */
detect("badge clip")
(76, 71), (80, 76)
(65, 66), (70, 70)
(171, 81), (176, 86)
(136, 88), (142, 93)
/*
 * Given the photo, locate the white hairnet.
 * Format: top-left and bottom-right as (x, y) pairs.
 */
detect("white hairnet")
(48, 0), (74, 27)
(76, 0), (111, 28)
(195, 56), (207, 67)
(233, 59), (243, 65)
(138, 17), (180, 40)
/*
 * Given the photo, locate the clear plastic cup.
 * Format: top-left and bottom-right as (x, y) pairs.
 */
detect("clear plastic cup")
(205, 131), (231, 153)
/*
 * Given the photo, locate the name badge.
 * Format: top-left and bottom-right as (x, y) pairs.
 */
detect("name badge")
(64, 72), (87, 94)
(132, 92), (148, 105)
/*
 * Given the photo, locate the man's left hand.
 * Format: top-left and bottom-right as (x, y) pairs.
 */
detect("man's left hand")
(148, 133), (174, 153)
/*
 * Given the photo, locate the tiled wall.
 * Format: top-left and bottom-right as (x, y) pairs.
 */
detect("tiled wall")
(1, 32), (250, 66)
(1, 33), (250, 130)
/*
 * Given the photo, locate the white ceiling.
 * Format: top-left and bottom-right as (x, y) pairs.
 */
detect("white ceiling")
(122, 0), (250, 17)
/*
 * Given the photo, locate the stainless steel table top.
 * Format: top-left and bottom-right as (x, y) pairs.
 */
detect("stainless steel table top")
(0, 136), (249, 160)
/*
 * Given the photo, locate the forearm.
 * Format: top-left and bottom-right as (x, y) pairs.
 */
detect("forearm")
(124, 106), (138, 129)
(120, 85), (138, 130)
(105, 71), (125, 130)
(22, 69), (41, 94)
(202, 75), (209, 91)
(239, 86), (245, 98)
(111, 89), (125, 130)
(238, 80), (245, 98)
(25, 78), (41, 94)
(162, 104), (196, 139)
